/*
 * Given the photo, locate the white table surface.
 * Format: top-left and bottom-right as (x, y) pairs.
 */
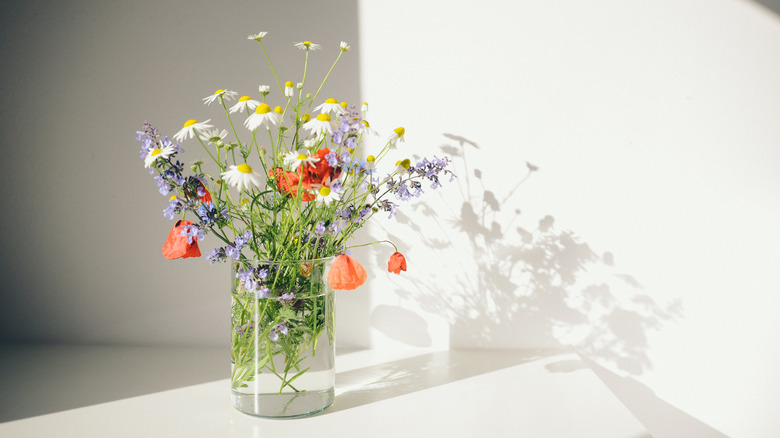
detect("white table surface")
(0, 347), (648, 437)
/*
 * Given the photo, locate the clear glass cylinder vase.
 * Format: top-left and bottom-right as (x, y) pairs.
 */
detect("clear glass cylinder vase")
(230, 257), (335, 418)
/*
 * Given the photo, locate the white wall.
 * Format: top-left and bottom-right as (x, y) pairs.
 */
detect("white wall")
(357, 0), (780, 436)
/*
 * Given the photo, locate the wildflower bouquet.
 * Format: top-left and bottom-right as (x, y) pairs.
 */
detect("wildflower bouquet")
(134, 34), (453, 416)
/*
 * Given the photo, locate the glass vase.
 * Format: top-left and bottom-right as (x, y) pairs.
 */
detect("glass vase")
(230, 257), (335, 418)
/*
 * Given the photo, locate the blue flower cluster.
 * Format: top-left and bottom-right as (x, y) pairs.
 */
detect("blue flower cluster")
(206, 230), (253, 264)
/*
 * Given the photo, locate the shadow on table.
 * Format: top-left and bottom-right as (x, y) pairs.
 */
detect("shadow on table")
(327, 349), (553, 413)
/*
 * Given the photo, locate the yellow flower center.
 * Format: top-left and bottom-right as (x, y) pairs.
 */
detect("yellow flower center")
(285, 81), (293, 87)
(340, 101), (348, 108)
(319, 186), (331, 196)
(213, 89), (225, 95)
(274, 106), (283, 114)
(151, 148), (162, 156)
(361, 120), (370, 127)
(256, 104), (271, 114)
(366, 155), (375, 162)
(183, 119), (198, 128)
(238, 96), (252, 102)
(301, 114), (311, 122)
(237, 164), (253, 173)
(396, 158), (410, 169)
(169, 195), (177, 201)
(394, 127), (405, 137)
(325, 98), (338, 104)
(303, 41), (313, 45)
(316, 114), (331, 122)
(297, 154), (308, 160)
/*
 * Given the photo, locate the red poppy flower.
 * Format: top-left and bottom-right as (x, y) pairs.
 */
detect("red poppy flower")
(161, 220), (201, 260)
(328, 254), (367, 290)
(300, 148), (341, 189)
(269, 167), (314, 201)
(387, 252), (407, 274)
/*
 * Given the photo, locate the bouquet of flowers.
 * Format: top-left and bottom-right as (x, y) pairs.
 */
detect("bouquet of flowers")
(134, 33), (453, 416)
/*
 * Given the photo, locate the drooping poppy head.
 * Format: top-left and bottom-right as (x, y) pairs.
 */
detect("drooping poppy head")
(387, 251), (407, 274)
(328, 254), (367, 290)
(161, 220), (201, 260)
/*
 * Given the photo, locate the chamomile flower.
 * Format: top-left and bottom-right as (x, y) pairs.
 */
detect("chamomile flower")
(366, 155), (376, 170)
(313, 98), (346, 115)
(315, 185), (340, 205)
(284, 81), (294, 98)
(244, 103), (280, 131)
(388, 126), (405, 149)
(258, 85), (270, 96)
(303, 113), (334, 137)
(294, 40), (321, 51)
(229, 96), (260, 113)
(395, 158), (411, 175)
(221, 163), (262, 192)
(247, 32), (268, 41)
(203, 89), (238, 105)
(358, 120), (379, 136)
(274, 106), (283, 115)
(173, 119), (213, 142)
(340, 41), (350, 52)
(144, 143), (176, 168)
(361, 102), (368, 113)
(201, 128), (229, 146)
(284, 150), (320, 171)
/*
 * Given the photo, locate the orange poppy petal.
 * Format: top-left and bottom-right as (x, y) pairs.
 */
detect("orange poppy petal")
(161, 220), (201, 260)
(328, 254), (367, 290)
(387, 251), (407, 274)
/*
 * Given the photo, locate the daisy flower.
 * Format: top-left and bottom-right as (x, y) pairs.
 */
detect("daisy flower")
(388, 126), (406, 149)
(362, 102), (368, 113)
(244, 103), (280, 131)
(284, 81), (294, 98)
(294, 40), (321, 51)
(258, 85), (270, 96)
(201, 128), (228, 146)
(314, 98), (346, 115)
(340, 41), (350, 52)
(203, 89), (238, 105)
(229, 96), (260, 113)
(358, 120), (379, 136)
(395, 158), (411, 175)
(221, 163), (263, 192)
(247, 32), (268, 41)
(144, 143), (177, 168)
(284, 150), (320, 171)
(303, 113), (334, 138)
(315, 185), (340, 205)
(173, 119), (213, 142)
(366, 155), (376, 171)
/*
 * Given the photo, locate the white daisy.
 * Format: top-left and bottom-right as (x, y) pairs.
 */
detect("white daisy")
(173, 119), (213, 142)
(284, 150), (320, 171)
(361, 102), (368, 113)
(303, 113), (334, 138)
(201, 128), (229, 145)
(357, 120), (378, 136)
(244, 103), (280, 131)
(366, 155), (376, 171)
(313, 98), (346, 115)
(387, 126), (405, 149)
(340, 41), (350, 52)
(229, 95), (260, 113)
(221, 163), (262, 192)
(294, 40), (321, 51)
(315, 185), (340, 205)
(203, 89), (238, 105)
(284, 81), (294, 98)
(395, 158), (411, 175)
(258, 85), (270, 96)
(144, 143), (176, 168)
(247, 32), (268, 41)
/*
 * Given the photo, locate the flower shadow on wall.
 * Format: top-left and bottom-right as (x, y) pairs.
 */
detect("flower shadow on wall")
(381, 133), (681, 376)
